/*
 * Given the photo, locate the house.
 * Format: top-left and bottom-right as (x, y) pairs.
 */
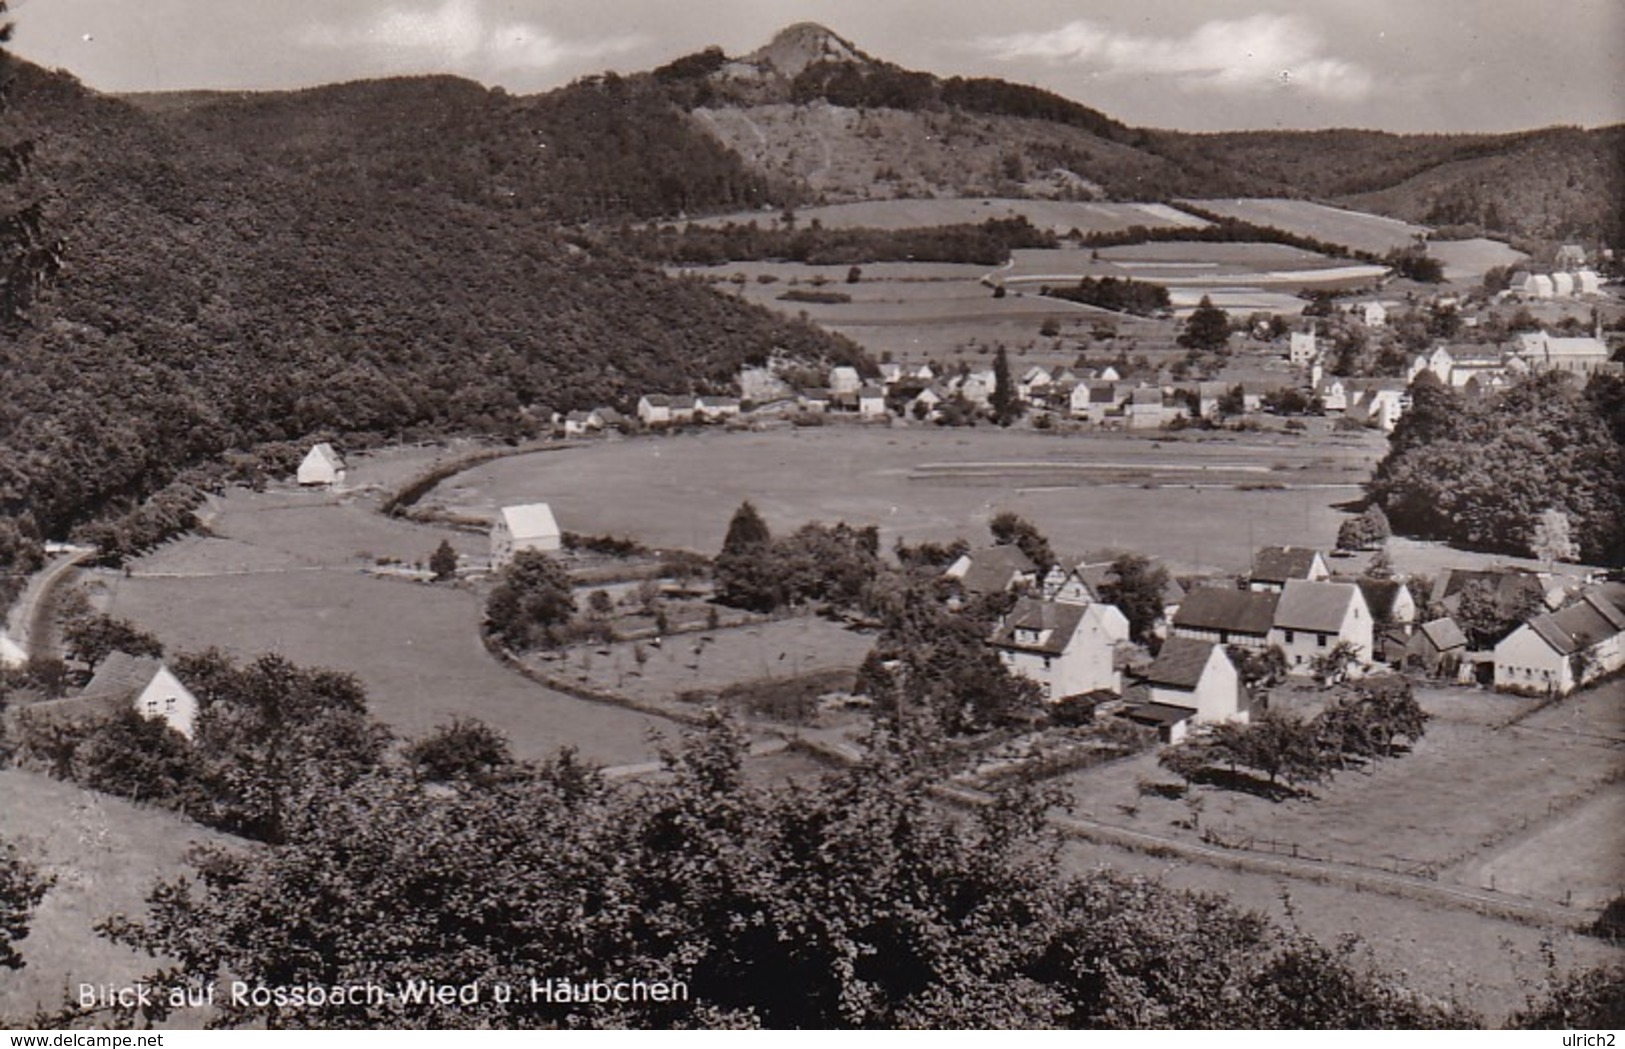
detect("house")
(1071, 381), (1121, 423)
(1551, 272), (1576, 298)
(1494, 590), (1625, 695)
(1409, 345), (1455, 385)
(667, 395), (699, 423)
(1097, 365), (1122, 382)
(1249, 547), (1330, 592)
(906, 386), (944, 419)
(1171, 587), (1280, 649)
(989, 597), (1129, 701)
(490, 502), (561, 567)
(22, 652), (200, 739)
(1518, 330), (1613, 376)
(1267, 579), (1373, 674)
(1555, 244), (1586, 269)
(943, 546), (1039, 596)
(878, 362), (903, 386)
(1018, 366), (1052, 401)
(829, 366), (862, 395)
(561, 409), (601, 436)
(637, 394), (675, 426)
(1429, 568), (1546, 618)
(296, 443), (345, 486)
(798, 388), (832, 413)
(1129, 638), (1248, 744)
(594, 407), (626, 430)
(1577, 270), (1601, 296)
(1347, 382), (1410, 432)
(1316, 376), (1348, 413)
(1359, 301), (1388, 328)
(957, 370), (996, 407)
(911, 363), (936, 383)
(0, 629), (24, 669)
(857, 385), (888, 418)
(1289, 331), (1318, 364)
(1125, 387), (1166, 430)
(696, 396), (742, 421)
(1405, 617), (1468, 676)
(1526, 274), (1555, 299)
(1351, 577), (1417, 631)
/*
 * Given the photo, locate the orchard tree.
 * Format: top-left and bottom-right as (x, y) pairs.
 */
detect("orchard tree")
(989, 511), (1054, 571)
(1178, 296), (1231, 354)
(484, 550), (577, 649)
(1096, 554), (1170, 644)
(62, 612), (164, 673)
(428, 539), (459, 581)
(1529, 507), (1578, 565)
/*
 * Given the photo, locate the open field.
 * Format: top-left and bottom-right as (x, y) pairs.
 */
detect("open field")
(1428, 238), (1529, 283)
(100, 484), (697, 767)
(532, 615), (874, 708)
(425, 427), (1386, 576)
(1056, 834), (1623, 1026)
(1056, 678), (1625, 911)
(691, 198), (1210, 234)
(1183, 198), (1430, 254)
(0, 768), (225, 1021)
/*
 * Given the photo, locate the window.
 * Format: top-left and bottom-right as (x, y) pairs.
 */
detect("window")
(165, 697), (177, 712)
(1283, 629), (1295, 644)
(1317, 633), (1329, 648)
(1043, 657), (1052, 671)
(144, 699), (159, 715)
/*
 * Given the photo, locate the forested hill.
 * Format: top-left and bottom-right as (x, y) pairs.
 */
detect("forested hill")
(0, 59), (866, 558)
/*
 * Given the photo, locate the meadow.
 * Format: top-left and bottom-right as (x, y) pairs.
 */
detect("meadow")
(1183, 198), (1430, 254)
(691, 198), (1210, 234)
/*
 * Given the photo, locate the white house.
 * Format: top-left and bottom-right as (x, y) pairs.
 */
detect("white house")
(1359, 302), (1388, 328)
(1493, 591), (1625, 696)
(1316, 376), (1348, 413)
(1132, 638), (1248, 744)
(1349, 383), (1410, 432)
(638, 394), (674, 426)
(1249, 546), (1330, 592)
(1171, 588), (1280, 650)
(1577, 270), (1601, 296)
(1551, 272), (1576, 298)
(491, 503), (562, 567)
(989, 597), (1129, 701)
(296, 443), (346, 486)
(30, 652), (202, 739)
(829, 366), (862, 395)
(1289, 331), (1318, 365)
(857, 385), (888, 418)
(1268, 579), (1373, 675)
(0, 629), (25, 669)
(696, 396), (743, 421)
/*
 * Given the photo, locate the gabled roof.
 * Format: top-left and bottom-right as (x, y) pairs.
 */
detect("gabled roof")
(640, 393), (674, 407)
(1251, 546), (1324, 585)
(1418, 617), (1467, 652)
(1524, 593), (1624, 656)
(1431, 568), (1545, 611)
(990, 598), (1087, 656)
(1130, 387), (1163, 406)
(1353, 578), (1406, 619)
(956, 546), (1038, 594)
(1088, 382), (1118, 404)
(499, 503), (559, 540)
(1143, 637), (1222, 691)
(697, 396), (740, 408)
(1124, 701), (1196, 726)
(1274, 579), (1362, 633)
(304, 442), (344, 468)
(1173, 588), (1279, 636)
(79, 652), (166, 702)
(858, 385), (886, 398)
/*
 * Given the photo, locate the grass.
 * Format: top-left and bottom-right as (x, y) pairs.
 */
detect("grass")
(531, 615), (874, 711)
(691, 198), (1211, 234)
(426, 426), (1388, 577)
(0, 768), (225, 1021)
(1182, 198), (1430, 255)
(1058, 679), (1625, 910)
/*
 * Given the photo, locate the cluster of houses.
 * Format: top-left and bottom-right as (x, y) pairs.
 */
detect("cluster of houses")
(950, 541), (1625, 744)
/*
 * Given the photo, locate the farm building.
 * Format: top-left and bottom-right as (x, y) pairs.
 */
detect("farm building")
(1171, 587), (1280, 650)
(1347, 382), (1410, 432)
(21, 652), (200, 739)
(1351, 577), (1417, 630)
(1125, 387), (1167, 430)
(637, 395), (675, 425)
(1404, 617), (1468, 676)
(1358, 301), (1388, 328)
(296, 443), (346, 486)
(1249, 546), (1330, 592)
(989, 597), (1129, 701)
(798, 388), (832, 413)
(1128, 638), (1248, 744)
(1289, 331), (1318, 365)
(491, 503), (562, 567)
(697, 396), (742, 421)
(1517, 330), (1613, 376)
(829, 366), (861, 395)
(1493, 590), (1625, 696)
(857, 386), (888, 418)
(1267, 579), (1373, 675)
(944, 546), (1039, 597)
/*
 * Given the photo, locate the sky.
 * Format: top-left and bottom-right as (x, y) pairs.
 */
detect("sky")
(6, 0), (1623, 133)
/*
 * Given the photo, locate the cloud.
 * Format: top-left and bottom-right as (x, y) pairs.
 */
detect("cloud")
(298, 0), (643, 75)
(978, 14), (1374, 101)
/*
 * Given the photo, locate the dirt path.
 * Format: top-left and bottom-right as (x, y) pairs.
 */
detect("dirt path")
(4, 547), (94, 660)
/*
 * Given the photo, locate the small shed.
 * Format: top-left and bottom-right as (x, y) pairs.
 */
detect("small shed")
(491, 503), (562, 567)
(297, 443), (346, 486)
